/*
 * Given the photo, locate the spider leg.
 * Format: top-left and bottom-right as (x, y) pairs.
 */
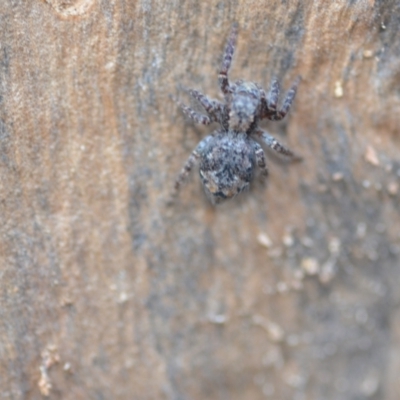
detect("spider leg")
(269, 76), (300, 121)
(260, 78), (280, 119)
(268, 78), (280, 111)
(253, 141), (269, 178)
(173, 151), (200, 194)
(174, 97), (211, 125)
(219, 22), (238, 95)
(256, 129), (302, 161)
(172, 135), (214, 197)
(189, 89), (223, 122)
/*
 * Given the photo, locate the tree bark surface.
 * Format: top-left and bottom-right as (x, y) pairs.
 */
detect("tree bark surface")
(1, 1), (400, 399)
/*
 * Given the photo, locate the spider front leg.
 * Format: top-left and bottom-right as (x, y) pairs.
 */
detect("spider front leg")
(261, 76), (300, 121)
(257, 129), (302, 161)
(172, 95), (211, 125)
(270, 76), (301, 121)
(218, 22), (238, 95)
(263, 78), (280, 116)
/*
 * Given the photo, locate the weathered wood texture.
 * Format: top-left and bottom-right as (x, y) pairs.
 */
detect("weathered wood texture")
(1, 1), (400, 399)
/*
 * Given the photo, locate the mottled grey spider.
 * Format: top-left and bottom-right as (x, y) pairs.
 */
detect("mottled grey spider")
(173, 23), (301, 205)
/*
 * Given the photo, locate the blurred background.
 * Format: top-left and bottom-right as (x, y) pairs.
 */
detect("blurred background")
(1, 1), (400, 399)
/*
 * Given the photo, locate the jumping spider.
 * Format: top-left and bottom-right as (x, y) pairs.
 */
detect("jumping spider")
(173, 23), (301, 205)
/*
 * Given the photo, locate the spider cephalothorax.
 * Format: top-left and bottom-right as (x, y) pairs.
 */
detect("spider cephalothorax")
(228, 81), (261, 132)
(173, 23), (301, 205)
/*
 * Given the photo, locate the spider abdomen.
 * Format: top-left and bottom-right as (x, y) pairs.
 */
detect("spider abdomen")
(199, 132), (255, 204)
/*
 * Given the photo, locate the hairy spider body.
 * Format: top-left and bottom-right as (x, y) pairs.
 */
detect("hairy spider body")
(173, 23), (301, 205)
(199, 131), (256, 203)
(229, 81), (261, 132)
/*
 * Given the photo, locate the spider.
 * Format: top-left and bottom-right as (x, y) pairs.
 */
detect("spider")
(172, 23), (302, 205)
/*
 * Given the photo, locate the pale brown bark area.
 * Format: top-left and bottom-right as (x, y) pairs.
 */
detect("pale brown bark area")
(1, 1), (400, 399)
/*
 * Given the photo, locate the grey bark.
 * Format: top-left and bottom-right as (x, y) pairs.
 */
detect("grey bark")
(1, 1), (400, 399)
